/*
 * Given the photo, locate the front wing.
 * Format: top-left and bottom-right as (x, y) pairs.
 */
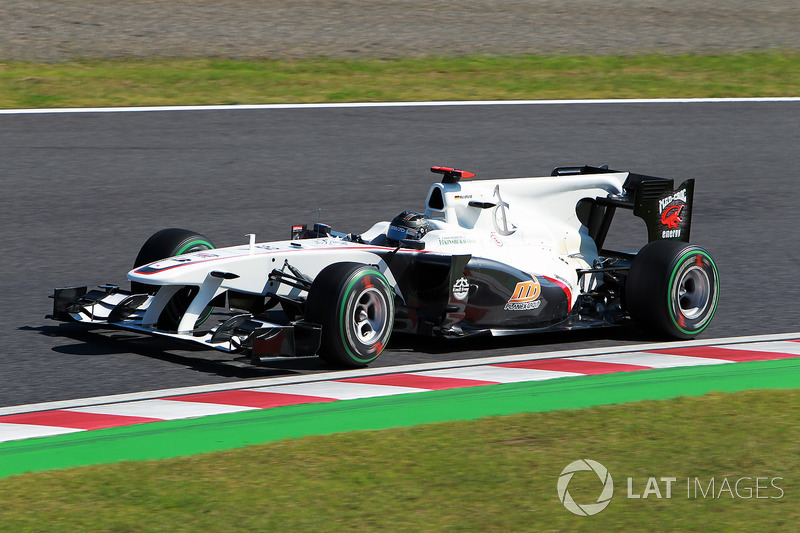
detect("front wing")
(49, 285), (322, 363)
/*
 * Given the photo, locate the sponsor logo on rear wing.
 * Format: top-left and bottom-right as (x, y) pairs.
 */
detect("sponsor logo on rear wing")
(634, 179), (694, 242)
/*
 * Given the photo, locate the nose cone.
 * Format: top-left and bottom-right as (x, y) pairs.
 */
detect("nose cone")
(128, 249), (226, 285)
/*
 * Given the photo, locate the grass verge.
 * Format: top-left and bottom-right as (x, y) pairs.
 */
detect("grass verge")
(0, 387), (797, 532)
(1, 52), (798, 109)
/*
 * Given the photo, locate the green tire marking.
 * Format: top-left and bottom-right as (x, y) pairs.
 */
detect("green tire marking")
(2, 357), (799, 478)
(176, 239), (213, 255)
(667, 249), (719, 336)
(166, 239), (215, 327)
(338, 269), (391, 364)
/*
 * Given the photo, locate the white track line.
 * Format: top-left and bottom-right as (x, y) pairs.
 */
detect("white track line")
(1, 98), (799, 115)
(69, 399), (256, 420)
(414, 366), (576, 383)
(716, 341), (800, 355)
(1, 332), (797, 417)
(0, 423), (82, 440)
(570, 352), (731, 368)
(250, 381), (427, 400)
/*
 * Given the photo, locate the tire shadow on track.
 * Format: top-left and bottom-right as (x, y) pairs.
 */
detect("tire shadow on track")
(25, 321), (659, 378)
(26, 323), (330, 378)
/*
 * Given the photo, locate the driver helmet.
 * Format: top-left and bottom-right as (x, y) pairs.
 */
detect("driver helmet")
(387, 211), (430, 242)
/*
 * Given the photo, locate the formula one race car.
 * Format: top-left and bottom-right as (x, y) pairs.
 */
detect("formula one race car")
(49, 165), (719, 368)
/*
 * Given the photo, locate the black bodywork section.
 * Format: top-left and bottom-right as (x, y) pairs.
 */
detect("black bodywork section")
(461, 258), (570, 330)
(377, 251), (469, 335)
(379, 252), (571, 337)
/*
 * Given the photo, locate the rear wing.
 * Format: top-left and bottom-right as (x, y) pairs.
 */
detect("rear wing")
(552, 165), (694, 250)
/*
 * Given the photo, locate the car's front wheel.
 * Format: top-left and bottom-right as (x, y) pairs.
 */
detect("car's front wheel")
(132, 228), (215, 331)
(625, 241), (719, 339)
(305, 263), (395, 368)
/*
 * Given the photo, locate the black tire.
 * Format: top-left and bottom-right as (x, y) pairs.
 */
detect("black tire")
(626, 241), (719, 339)
(305, 263), (395, 368)
(132, 228), (215, 331)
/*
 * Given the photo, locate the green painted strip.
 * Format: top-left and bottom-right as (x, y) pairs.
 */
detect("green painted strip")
(2, 357), (799, 478)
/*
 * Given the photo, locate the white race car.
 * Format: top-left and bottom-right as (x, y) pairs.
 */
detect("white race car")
(50, 165), (719, 367)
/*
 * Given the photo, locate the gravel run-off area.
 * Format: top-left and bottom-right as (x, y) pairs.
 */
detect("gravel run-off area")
(1, 0), (799, 61)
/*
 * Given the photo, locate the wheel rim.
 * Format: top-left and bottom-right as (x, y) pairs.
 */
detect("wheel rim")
(352, 287), (388, 344)
(677, 264), (711, 319)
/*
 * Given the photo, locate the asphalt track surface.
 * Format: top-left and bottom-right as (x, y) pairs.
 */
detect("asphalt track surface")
(2, 100), (799, 408)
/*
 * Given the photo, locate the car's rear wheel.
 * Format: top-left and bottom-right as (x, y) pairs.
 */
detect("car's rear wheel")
(626, 241), (719, 339)
(132, 228), (215, 331)
(305, 263), (395, 368)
